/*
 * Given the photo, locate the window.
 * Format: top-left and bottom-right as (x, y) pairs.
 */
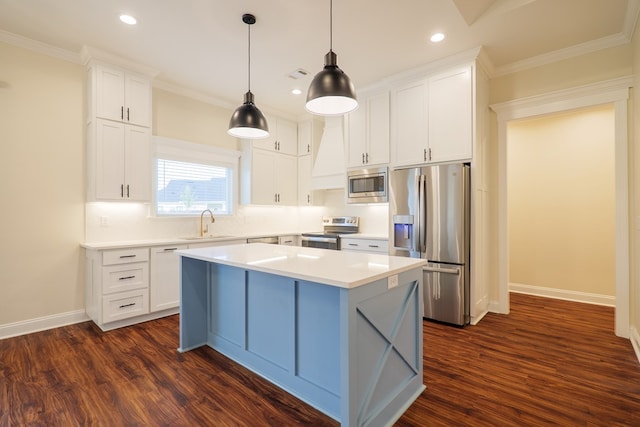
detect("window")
(152, 137), (240, 216)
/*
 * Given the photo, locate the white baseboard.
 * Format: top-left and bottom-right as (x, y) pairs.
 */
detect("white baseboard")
(630, 327), (640, 364)
(509, 282), (615, 307)
(0, 309), (89, 340)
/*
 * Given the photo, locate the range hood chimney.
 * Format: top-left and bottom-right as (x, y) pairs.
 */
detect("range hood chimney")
(311, 116), (346, 190)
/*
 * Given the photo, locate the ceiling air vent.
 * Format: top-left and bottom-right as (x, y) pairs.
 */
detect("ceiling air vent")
(287, 69), (308, 80)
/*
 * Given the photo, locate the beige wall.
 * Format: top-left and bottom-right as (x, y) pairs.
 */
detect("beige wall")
(152, 89), (239, 151)
(0, 42), (85, 325)
(507, 105), (615, 295)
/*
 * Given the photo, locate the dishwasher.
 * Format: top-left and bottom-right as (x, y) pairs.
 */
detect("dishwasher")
(246, 236), (279, 244)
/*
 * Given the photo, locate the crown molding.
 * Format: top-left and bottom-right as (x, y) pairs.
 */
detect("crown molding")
(0, 29), (81, 64)
(492, 33), (631, 77)
(81, 46), (159, 78)
(493, 0), (640, 77)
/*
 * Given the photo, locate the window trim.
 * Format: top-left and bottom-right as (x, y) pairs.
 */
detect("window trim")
(151, 136), (241, 217)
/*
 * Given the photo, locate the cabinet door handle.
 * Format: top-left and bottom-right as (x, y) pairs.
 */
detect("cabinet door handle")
(119, 255), (136, 259)
(121, 106), (124, 120)
(429, 148), (432, 161)
(126, 184), (130, 198)
(362, 153), (365, 164)
(119, 302), (136, 309)
(366, 153), (369, 163)
(120, 184), (124, 198)
(307, 194), (310, 204)
(277, 193), (280, 203)
(423, 148), (427, 162)
(274, 193), (278, 202)
(118, 275), (136, 281)
(307, 144), (310, 153)
(127, 107), (130, 122)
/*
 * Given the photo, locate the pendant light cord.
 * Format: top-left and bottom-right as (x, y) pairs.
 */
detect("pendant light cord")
(329, 0), (333, 52)
(247, 22), (251, 93)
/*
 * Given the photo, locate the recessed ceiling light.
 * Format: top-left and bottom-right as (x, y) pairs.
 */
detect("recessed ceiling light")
(430, 32), (445, 43)
(120, 15), (137, 25)
(292, 89), (302, 95)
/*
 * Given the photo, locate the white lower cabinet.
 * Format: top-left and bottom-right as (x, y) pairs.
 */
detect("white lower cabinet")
(150, 245), (188, 312)
(340, 237), (389, 254)
(85, 247), (151, 330)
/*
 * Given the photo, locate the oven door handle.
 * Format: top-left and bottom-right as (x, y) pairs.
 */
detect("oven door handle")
(301, 236), (337, 244)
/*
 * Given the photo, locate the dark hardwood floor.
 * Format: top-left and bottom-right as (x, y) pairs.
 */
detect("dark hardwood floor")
(1, 293), (639, 426)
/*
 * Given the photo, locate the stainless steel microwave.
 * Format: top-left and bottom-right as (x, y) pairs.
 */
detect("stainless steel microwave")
(347, 167), (388, 204)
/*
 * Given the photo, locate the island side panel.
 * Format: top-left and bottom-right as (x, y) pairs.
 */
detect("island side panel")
(206, 266), (342, 420)
(179, 256), (209, 352)
(340, 267), (424, 427)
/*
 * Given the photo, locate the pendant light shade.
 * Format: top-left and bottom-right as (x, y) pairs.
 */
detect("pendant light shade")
(228, 14), (269, 139)
(306, 0), (357, 116)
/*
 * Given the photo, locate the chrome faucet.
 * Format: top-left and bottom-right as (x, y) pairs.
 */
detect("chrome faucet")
(200, 209), (216, 237)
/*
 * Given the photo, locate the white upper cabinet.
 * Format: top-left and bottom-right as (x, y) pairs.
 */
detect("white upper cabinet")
(391, 63), (474, 167)
(95, 64), (151, 128)
(346, 91), (389, 168)
(391, 79), (428, 167)
(254, 116), (298, 156)
(241, 141), (298, 206)
(297, 120), (313, 156)
(94, 119), (151, 201)
(428, 66), (472, 163)
(298, 155), (312, 205)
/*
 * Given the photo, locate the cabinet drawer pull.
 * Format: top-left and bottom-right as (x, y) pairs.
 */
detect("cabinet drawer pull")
(348, 243), (358, 246)
(119, 302), (136, 309)
(163, 248), (178, 252)
(119, 255), (137, 259)
(118, 275), (136, 281)
(368, 245), (379, 248)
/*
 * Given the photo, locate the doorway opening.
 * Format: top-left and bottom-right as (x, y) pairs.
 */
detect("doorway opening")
(492, 77), (631, 338)
(507, 104), (615, 305)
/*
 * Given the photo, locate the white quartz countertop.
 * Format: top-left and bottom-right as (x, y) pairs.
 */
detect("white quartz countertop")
(177, 243), (426, 289)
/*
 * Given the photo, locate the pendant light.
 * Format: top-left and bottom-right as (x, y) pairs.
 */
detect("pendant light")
(305, 0), (357, 116)
(228, 13), (269, 139)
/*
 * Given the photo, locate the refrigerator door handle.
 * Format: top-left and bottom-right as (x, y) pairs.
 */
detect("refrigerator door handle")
(419, 174), (426, 253)
(423, 266), (460, 275)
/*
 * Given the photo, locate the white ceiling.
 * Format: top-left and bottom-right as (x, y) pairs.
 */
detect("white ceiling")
(0, 0), (637, 118)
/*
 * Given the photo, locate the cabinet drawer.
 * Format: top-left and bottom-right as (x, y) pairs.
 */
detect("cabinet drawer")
(103, 247), (149, 265)
(341, 238), (389, 254)
(102, 289), (150, 323)
(102, 262), (149, 294)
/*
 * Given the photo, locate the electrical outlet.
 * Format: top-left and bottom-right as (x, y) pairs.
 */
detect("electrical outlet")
(388, 274), (398, 289)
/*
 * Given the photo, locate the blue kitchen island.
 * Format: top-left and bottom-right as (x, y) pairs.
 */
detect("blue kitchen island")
(178, 243), (427, 427)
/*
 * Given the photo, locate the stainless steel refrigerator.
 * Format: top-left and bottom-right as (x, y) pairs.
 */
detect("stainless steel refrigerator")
(389, 163), (470, 326)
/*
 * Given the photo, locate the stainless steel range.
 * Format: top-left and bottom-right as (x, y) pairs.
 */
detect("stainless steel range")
(301, 216), (359, 250)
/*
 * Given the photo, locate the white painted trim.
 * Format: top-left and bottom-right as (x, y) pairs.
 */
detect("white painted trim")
(490, 76), (632, 337)
(630, 327), (640, 364)
(0, 310), (89, 340)
(493, 33), (630, 77)
(509, 283), (615, 307)
(470, 309), (489, 326)
(0, 29), (81, 64)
